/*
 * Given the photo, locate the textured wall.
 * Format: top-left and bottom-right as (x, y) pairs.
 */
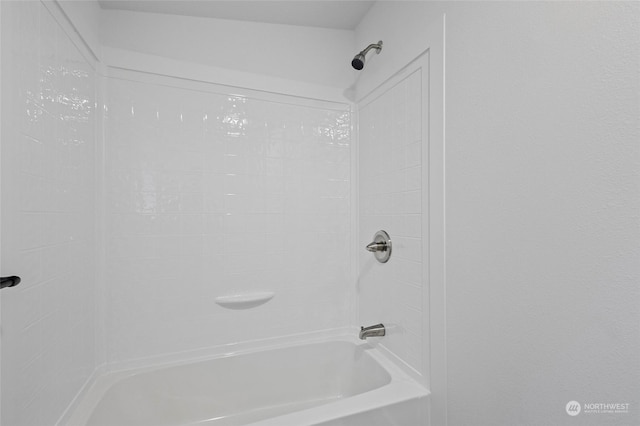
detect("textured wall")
(444, 3), (640, 425)
(104, 72), (352, 365)
(0, 1), (98, 424)
(357, 2), (640, 425)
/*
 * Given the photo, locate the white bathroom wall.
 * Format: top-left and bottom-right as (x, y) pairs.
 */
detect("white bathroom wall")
(100, 9), (355, 91)
(96, 4), (358, 367)
(358, 68), (425, 373)
(56, 0), (102, 61)
(103, 70), (352, 365)
(2, 3), (635, 426)
(0, 1), (99, 424)
(358, 2), (640, 426)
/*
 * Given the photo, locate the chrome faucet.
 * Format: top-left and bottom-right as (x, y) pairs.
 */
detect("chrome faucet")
(359, 323), (385, 340)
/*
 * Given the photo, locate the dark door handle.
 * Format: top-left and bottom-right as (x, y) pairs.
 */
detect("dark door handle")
(1, 276), (21, 289)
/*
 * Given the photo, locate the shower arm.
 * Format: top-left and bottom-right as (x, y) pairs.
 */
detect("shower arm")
(359, 42), (383, 57)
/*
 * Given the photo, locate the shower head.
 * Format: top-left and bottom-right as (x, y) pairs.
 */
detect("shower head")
(351, 41), (383, 71)
(351, 53), (366, 70)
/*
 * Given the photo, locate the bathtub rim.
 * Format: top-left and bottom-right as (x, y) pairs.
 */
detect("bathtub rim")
(61, 326), (350, 425)
(63, 327), (429, 426)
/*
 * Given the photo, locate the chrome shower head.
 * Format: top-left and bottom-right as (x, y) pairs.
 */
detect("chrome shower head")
(351, 40), (383, 71)
(351, 53), (366, 70)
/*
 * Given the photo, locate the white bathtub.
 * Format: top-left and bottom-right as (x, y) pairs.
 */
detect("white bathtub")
(66, 337), (428, 426)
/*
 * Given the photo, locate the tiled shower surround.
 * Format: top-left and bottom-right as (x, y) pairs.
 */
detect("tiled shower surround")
(1, 3), (424, 423)
(1, 2), (97, 425)
(104, 73), (352, 363)
(358, 69), (424, 373)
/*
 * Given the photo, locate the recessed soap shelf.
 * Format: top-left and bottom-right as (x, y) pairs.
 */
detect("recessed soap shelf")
(215, 292), (275, 310)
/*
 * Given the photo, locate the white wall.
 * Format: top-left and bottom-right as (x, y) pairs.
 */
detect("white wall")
(358, 67), (426, 375)
(56, 0), (102, 61)
(100, 9), (356, 91)
(2, 2), (637, 425)
(103, 70), (353, 366)
(96, 5), (358, 368)
(0, 1), (99, 424)
(357, 1), (640, 425)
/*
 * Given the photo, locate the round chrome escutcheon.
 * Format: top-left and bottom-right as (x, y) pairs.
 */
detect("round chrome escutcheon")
(365, 230), (392, 263)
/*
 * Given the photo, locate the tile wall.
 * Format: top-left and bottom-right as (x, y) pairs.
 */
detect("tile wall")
(358, 69), (424, 374)
(0, 2), (422, 423)
(104, 73), (352, 364)
(1, 2), (97, 425)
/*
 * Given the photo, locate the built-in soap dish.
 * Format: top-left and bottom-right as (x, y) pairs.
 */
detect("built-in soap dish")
(215, 292), (275, 310)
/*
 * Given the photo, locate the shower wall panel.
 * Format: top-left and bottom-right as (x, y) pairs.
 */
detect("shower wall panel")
(358, 68), (424, 375)
(0, 1), (98, 425)
(104, 71), (352, 365)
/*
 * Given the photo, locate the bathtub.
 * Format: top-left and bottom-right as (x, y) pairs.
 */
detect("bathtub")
(66, 337), (428, 426)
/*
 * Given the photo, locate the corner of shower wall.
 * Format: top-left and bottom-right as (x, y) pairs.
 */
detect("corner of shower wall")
(57, 0), (109, 375)
(0, 1), (103, 425)
(348, 103), (360, 332)
(92, 64), (108, 375)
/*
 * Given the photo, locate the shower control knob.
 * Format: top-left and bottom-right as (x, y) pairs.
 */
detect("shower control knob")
(366, 242), (387, 252)
(365, 230), (392, 263)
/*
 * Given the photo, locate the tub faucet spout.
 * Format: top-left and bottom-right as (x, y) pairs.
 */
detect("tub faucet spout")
(359, 323), (385, 340)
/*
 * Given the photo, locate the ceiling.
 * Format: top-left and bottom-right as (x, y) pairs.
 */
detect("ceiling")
(97, 1), (376, 30)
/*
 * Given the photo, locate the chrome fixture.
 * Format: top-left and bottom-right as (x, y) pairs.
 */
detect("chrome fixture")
(351, 40), (383, 70)
(366, 230), (392, 263)
(359, 323), (385, 340)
